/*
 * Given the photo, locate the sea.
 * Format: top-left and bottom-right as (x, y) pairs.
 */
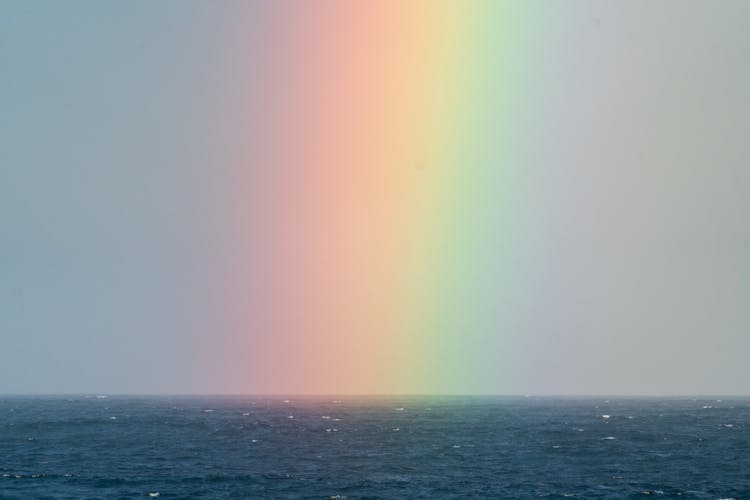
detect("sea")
(1, 396), (748, 499)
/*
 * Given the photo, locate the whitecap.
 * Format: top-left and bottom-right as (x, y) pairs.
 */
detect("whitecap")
(601, 414), (611, 419)
(148, 493), (160, 497)
(394, 407), (405, 411)
(602, 436), (616, 440)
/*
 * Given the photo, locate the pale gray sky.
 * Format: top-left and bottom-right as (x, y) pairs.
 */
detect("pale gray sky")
(1, 1), (749, 394)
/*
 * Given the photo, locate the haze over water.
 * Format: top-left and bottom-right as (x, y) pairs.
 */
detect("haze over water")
(3, 0), (750, 397)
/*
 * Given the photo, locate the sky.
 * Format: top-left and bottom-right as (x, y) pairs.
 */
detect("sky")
(1, 0), (749, 395)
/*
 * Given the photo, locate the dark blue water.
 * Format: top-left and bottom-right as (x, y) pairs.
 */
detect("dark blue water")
(1, 396), (748, 499)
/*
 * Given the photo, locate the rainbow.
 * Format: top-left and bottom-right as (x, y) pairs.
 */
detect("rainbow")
(221, 1), (546, 394)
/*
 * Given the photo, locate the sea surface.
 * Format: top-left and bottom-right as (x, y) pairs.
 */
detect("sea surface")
(1, 396), (748, 499)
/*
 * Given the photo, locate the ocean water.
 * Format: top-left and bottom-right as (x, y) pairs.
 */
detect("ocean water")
(0, 396), (748, 499)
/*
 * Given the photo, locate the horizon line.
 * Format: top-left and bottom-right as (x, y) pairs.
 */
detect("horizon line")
(2, 392), (749, 398)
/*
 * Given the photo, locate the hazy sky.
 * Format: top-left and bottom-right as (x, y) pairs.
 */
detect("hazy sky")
(2, 1), (749, 395)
